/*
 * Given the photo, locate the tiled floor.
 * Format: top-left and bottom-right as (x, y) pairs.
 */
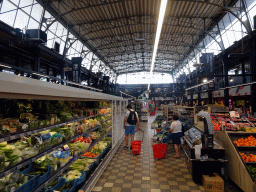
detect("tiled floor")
(92, 114), (242, 192)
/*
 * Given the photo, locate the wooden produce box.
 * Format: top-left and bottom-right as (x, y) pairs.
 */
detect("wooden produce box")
(203, 174), (224, 192)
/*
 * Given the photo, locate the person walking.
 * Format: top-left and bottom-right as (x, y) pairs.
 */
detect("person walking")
(168, 115), (183, 158)
(123, 104), (140, 149)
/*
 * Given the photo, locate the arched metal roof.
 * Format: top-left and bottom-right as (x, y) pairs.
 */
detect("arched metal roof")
(37, 0), (238, 76)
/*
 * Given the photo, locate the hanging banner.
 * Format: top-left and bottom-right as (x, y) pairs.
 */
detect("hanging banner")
(193, 94), (198, 100)
(212, 90), (224, 98)
(201, 92), (209, 99)
(229, 85), (251, 97)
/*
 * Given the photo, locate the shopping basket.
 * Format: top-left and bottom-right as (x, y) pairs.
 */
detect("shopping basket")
(131, 130), (144, 155)
(152, 143), (167, 159)
(156, 128), (161, 133)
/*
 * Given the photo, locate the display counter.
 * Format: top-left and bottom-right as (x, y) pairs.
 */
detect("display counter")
(215, 131), (256, 192)
(182, 127), (227, 184)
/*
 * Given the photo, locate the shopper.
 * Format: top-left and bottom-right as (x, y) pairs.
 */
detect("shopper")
(123, 104), (140, 150)
(237, 105), (244, 117)
(168, 115), (183, 158)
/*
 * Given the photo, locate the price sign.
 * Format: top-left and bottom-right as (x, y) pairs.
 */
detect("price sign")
(17, 164), (22, 169)
(10, 136), (16, 140)
(230, 111), (240, 118)
(5, 170), (10, 176)
(0, 139), (4, 143)
(20, 133), (25, 137)
(32, 158), (36, 162)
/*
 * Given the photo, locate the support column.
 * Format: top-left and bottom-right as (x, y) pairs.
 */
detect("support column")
(33, 57), (40, 79)
(208, 90), (213, 104)
(250, 32), (256, 114)
(223, 53), (229, 107)
(242, 59), (246, 84)
(47, 66), (51, 82)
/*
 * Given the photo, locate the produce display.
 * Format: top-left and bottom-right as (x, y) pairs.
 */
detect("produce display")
(211, 113), (256, 132)
(239, 152), (256, 162)
(83, 138), (111, 158)
(247, 165), (256, 180)
(0, 99), (111, 137)
(0, 99), (113, 191)
(233, 135), (256, 146)
(99, 108), (111, 115)
(0, 172), (29, 192)
(45, 137), (112, 191)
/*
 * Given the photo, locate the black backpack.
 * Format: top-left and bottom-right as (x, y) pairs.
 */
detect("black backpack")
(127, 110), (137, 125)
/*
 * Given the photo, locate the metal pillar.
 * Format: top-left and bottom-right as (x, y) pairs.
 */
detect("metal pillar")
(241, 59), (246, 84)
(223, 53), (229, 107)
(208, 90), (213, 104)
(250, 32), (256, 114)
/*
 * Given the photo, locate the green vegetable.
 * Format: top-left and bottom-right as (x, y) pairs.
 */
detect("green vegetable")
(45, 179), (58, 188)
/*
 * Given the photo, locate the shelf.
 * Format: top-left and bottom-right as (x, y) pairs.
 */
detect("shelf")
(80, 134), (123, 192)
(34, 130), (112, 192)
(0, 113), (111, 143)
(212, 111), (229, 113)
(0, 119), (111, 179)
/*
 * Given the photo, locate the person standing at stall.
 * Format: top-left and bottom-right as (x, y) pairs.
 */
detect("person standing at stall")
(168, 115), (183, 158)
(123, 104), (140, 150)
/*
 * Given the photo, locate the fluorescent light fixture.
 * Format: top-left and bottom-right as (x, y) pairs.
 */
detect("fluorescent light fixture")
(147, 0), (168, 90)
(0, 64), (12, 69)
(32, 73), (49, 78)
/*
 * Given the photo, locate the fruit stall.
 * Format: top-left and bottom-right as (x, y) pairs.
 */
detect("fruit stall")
(0, 72), (127, 192)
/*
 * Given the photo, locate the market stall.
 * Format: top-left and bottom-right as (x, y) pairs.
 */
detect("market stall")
(182, 111), (227, 184)
(0, 72), (126, 192)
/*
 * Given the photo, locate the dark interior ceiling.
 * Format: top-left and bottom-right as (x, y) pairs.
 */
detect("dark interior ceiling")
(37, 0), (237, 76)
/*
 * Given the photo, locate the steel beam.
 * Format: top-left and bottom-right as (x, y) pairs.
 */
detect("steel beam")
(36, 0), (116, 73)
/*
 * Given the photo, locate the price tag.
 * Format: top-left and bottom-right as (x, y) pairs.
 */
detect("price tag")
(59, 169), (64, 174)
(0, 138), (4, 143)
(43, 152), (47, 156)
(32, 158), (36, 162)
(5, 170), (10, 176)
(20, 133), (25, 137)
(10, 136), (16, 140)
(17, 164), (22, 169)
(44, 181), (49, 186)
(27, 132), (31, 135)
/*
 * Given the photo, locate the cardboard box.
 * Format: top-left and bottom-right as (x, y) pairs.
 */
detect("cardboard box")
(203, 175), (224, 192)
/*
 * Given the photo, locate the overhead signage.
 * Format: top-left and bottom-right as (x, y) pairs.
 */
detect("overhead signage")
(201, 92), (208, 99)
(212, 90), (224, 98)
(193, 94), (198, 100)
(229, 85), (251, 96)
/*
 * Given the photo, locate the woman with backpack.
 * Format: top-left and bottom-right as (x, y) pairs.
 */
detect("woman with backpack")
(123, 104), (140, 149)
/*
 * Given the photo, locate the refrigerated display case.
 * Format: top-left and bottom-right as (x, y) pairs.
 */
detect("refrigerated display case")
(0, 72), (127, 192)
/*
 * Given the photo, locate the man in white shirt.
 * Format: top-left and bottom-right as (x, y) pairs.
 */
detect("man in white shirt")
(123, 104), (140, 149)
